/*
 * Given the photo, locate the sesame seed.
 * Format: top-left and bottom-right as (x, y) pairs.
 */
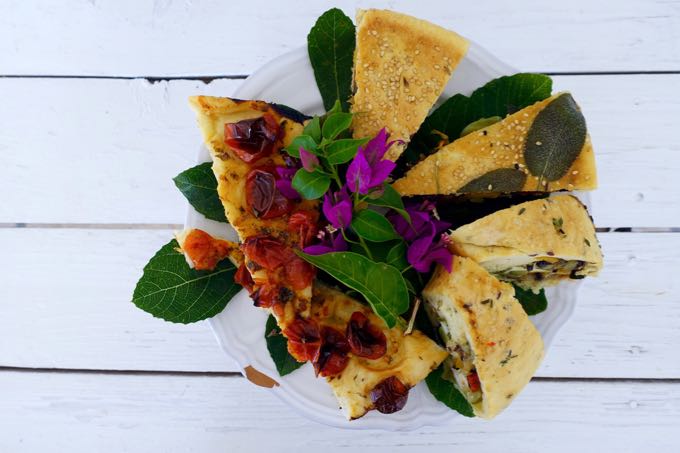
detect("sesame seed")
(488, 184), (493, 190)
(536, 141), (542, 146)
(572, 170), (579, 175)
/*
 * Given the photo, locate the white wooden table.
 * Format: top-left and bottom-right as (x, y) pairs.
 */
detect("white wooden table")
(2, 1), (680, 451)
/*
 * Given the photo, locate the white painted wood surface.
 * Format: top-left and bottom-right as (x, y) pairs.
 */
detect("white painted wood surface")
(2, 0), (680, 451)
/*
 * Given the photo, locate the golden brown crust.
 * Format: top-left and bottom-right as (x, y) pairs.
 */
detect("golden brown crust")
(422, 257), (544, 418)
(393, 92), (597, 195)
(313, 284), (448, 420)
(351, 9), (469, 161)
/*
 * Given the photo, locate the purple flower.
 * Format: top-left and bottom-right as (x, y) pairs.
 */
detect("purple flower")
(346, 128), (397, 194)
(388, 199), (450, 242)
(275, 166), (300, 200)
(407, 224), (453, 273)
(299, 146), (319, 172)
(323, 187), (353, 229)
(303, 231), (348, 255)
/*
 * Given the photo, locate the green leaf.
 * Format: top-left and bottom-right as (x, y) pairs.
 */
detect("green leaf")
(513, 284), (548, 316)
(172, 163), (227, 223)
(265, 315), (304, 376)
(425, 365), (475, 417)
(327, 99), (342, 115)
(368, 184), (410, 222)
(322, 112), (353, 140)
(297, 251), (409, 328)
(132, 239), (240, 323)
(385, 241), (408, 271)
(325, 138), (368, 164)
(404, 73), (552, 168)
(303, 117), (322, 143)
(351, 209), (399, 242)
(349, 239), (400, 263)
(460, 116), (502, 137)
(307, 8), (355, 112)
(285, 135), (318, 158)
(458, 168), (527, 193)
(292, 168), (331, 200)
(524, 93), (587, 182)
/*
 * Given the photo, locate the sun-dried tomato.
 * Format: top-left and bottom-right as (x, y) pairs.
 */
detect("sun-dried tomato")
(245, 168), (291, 219)
(283, 318), (321, 363)
(288, 210), (319, 248)
(370, 376), (409, 414)
(224, 114), (280, 163)
(346, 311), (387, 360)
(182, 229), (232, 271)
(314, 326), (350, 377)
(467, 370), (481, 393)
(242, 236), (292, 271)
(234, 263), (255, 293)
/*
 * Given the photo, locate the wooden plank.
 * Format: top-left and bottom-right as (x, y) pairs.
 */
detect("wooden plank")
(2, 229), (678, 378)
(1, 74), (679, 227)
(0, 370), (678, 452)
(1, 0), (679, 76)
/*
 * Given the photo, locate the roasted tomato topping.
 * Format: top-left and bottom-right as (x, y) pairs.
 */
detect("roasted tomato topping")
(314, 326), (350, 377)
(370, 376), (409, 414)
(224, 114), (280, 163)
(467, 370), (481, 393)
(283, 256), (316, 290)
(288, 211), (318, 248)
(234, 263), (255, 293)
(242, 236), (292, 271)
(346, 311), (387, 359)
(182, 229), (233, 271)
(283, 318), (321, 363)
(246, 168), (292, 219)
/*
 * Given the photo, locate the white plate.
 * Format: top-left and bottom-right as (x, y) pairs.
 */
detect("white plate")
(185, 43), (587, 430)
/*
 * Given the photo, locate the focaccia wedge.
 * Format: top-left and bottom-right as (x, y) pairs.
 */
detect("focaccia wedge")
(312, 284), (448, 420)
(422, 257), (544, 419)
(189, 96), (319, 326)
(449, 195), (603, 292)
(351, 9), (469, 162)
(175, 228), (243, 270)
(393, 92), (597, 195)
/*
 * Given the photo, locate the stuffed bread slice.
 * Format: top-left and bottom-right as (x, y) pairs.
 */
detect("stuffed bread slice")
(422, 257), (544, 419)
(310, 284), (448, 420)
(449, 195), (603, 292)
(189, 96), (319, 326)
(351, 9), (469, 162)
(393, 92), (597, 195)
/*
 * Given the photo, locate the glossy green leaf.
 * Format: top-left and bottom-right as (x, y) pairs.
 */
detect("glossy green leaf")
(303, 117), (322, 143)
(458, 168), (527, 193)
(297, 251), (409, 328)
(368, 184), (410, 222)
(425, 365), (475, 417)
(322, 112), (353, 140)
(132, 239), (240, 324)
(265, 315), (304, 376)
(173, 163), (227, 223)
(460, 116), (502, 137)
(351, 209), (399, 242)
(524, 93), (587, 182)
(285, 135), (318, 158)
(292, 168), (331, 200)
(513, 284), (548, 316)
(307, 9), (355, 112)
(385, 241), (408, 270)
(325, 138), (368, 164)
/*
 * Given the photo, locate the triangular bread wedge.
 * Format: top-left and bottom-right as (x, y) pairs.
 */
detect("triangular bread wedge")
(313, 284), (447, 420)
(393, 92), (597, 195)
(351, 9), (469, 162)
(449, 195), (603, 292)
(422, 257), (544, 419)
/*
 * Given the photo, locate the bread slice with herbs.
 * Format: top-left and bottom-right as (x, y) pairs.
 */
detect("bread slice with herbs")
(351, 9), (469, 162)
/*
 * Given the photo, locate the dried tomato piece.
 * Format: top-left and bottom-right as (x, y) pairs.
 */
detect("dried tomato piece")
(283, 256), (316, 290)
(224, 114), (280, 163)
(346, 311), (387, 360)
(182, 229), (233, 271)
(234, 263), (255, 293)
(370, 376), (409, 414)
(245, 168), (292, 219)
(242, 236), (293, 271)
(283, 318), (321, 363)
(288, 211), (319, 248)
(314, 326), (350, 377)
(467, 370), (481, 393)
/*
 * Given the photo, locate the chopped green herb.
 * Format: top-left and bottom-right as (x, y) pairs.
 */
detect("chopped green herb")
(584, 238), (591, 247)
(518, 207), (526, 215)
(500, 349), (518, 366)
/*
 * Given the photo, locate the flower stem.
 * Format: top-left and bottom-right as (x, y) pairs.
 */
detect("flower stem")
(327, 161), (343, 188)
(357, 235), (374, 260)
(401, 265), (413, 274)
(340, 228), (360, 245)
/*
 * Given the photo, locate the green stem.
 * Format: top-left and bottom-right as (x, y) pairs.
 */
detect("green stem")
(357, 235), (374, 260)
(340, 228), (360, 245)
(401, 265), (413, 274)
(327, 161), (343, 188)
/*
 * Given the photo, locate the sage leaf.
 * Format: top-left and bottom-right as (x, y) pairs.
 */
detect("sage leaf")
(292, 168), (331, 200)
(173, 163), (227, 223)
(513, 284), (548, 316)
(325, 138), (368, 164)
(460, 116), (502, 137)
(524, 93), (587, 182)
(303, 117), (322, 143)
(297, 251), (409, 328)
(285, 135), (318, 158)
(351, 209), (399, 242)
(458, 168), (527, 193)
(425, 365), (475, 417)
(368, 184), (410, 222)
(132, 239), (240, 324)
(265, 315), (304, 376)
(307, 8), (355, 112)
(322, 112), (353, 140)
